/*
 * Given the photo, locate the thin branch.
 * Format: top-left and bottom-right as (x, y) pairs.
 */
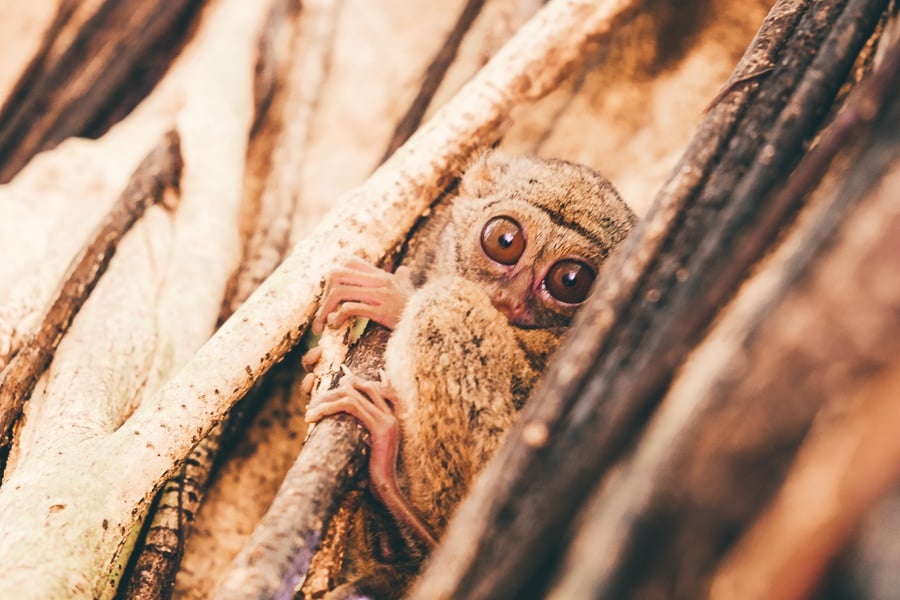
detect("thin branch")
(215, 328), (389, 600)
(0, 0), (202, 182)
(380, 0), (487, 162)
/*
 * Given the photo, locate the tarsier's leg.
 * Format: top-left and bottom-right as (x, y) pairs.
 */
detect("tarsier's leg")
(383, 277), (534, 537)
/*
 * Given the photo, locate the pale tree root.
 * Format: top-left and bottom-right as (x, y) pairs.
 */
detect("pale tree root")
(0, 130), (182, 454)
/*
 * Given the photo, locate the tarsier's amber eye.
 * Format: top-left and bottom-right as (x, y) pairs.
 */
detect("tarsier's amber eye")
(545, 259), (595, 304)
(480, 216), (525, 265)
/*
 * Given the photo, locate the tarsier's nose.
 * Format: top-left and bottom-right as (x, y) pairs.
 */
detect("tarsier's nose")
(492, 288), (526, 321)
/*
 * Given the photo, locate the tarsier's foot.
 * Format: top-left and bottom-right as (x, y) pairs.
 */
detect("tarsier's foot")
(312, 257), (413, 334)
(305, 371), (437, 549)
(306, 372), (401, 496)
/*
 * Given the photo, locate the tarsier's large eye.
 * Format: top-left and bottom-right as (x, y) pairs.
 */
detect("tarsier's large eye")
(480, 216), (525, 265)
(545, 259), (595, 304)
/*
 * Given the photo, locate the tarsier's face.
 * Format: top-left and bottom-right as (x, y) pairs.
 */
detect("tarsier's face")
(444, 152), (635, 329)
(448, 152), (635, 330)
(477, 210), (595, 328)
(451, 196), (614, 330)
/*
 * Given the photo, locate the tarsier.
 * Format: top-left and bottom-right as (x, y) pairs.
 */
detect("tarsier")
(303, 151), (635, 598)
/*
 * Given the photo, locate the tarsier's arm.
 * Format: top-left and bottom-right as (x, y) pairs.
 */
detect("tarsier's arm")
(383, 276), (533, 538)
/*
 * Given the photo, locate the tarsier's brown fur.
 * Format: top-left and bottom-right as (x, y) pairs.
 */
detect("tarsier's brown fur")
(319, 151), (635, 598)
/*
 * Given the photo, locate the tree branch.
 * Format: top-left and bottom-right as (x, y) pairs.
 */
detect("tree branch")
(0, 0), (203, 182)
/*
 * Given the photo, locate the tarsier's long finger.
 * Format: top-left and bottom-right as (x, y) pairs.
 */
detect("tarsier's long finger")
(326, 300), (397, 331)
(305, 397), (363, 425)
(340, 256), (386, 273)
(306, 389), (389, 437)
(346, 375), (391, 413)
(300, 373), (315, 396)
(305, 386), (363, 423)
(326, 266), (394, 290)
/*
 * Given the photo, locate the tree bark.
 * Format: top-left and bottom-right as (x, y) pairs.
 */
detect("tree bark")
(0, 131), (182, 453)
(550, 37), (900, 600)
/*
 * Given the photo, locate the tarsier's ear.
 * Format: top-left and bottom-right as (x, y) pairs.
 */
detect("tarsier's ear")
(458, 149), (512, 198)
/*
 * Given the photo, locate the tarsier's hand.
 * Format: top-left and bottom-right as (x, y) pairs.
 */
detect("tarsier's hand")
(311, 257), (414, 335)
(306, 370), (401, 500)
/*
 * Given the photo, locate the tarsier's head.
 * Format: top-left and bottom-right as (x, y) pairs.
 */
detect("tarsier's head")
(446, 151), (636, 329)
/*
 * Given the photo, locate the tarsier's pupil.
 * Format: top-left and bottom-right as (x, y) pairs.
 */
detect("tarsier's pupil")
(499, 233), (514, 248)
(562, 270), (578, 287)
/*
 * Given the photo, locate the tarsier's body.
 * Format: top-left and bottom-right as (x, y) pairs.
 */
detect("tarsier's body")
(305, 152), (635, 598)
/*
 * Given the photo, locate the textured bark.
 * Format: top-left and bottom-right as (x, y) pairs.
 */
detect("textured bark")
(0, 0), (203, 182)
(0, 0), (275, 595)
(550, 37), (900, 600)
(704, 48), (900, 599)
(121, 1), (302, 597)
(0, 131), (182, 452)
